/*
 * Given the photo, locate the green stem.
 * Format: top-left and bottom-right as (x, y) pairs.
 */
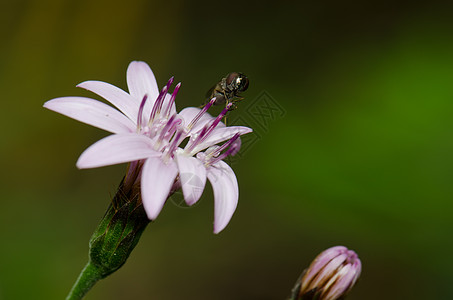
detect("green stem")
(64, 176), (150, 299)
(65, 262), (102, 300)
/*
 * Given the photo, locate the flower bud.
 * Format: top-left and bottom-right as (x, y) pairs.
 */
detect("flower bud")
(294, 246), (361, 300)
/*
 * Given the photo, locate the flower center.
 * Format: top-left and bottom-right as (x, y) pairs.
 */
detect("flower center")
(135, 78), (240, 164)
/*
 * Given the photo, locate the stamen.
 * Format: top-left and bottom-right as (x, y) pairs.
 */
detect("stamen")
(157, 114), (177, 144)
(166, 117), (182, 140)
(137, 94), (148, 130)
(166, 76), (175, 89)
(229, 138), (241, 156)
(209, 142), (240, 166)
(165, 130), (183, 159)
(198, 103), (232, 144)
(155, 77), (175, 116)
(158, 115), (182, 146)
(164, 82), (181, 118)
(148, 77), (174, 124)
(149, 85), (168, 124)
(208, 133), (240, 158)
(184, 126), (208, 153)
(183, 103), (232, 154)
(204, 146), (220, 157)
(187, 98), (217, 131)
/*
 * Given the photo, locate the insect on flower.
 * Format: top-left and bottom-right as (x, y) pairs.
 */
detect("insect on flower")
(205, 72), (249, 112)
(44, 61), (253, 234)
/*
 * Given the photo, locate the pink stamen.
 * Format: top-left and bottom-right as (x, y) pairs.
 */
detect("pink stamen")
(166, 118), (182, 140)
(229, 138), (241, 156)
(164, 82), (181, 118)
(167, 130), (183, 157)
(149, 85), (168, 123)
(209, 142), (240, 165)
(159, 115), (182, 144)
(184, 103), (231, 153)
(149, 77), (174, 123)
(184, 126), (208, 153)
(197, 103), (232, 145)
(210, 133), (240, 158)
(187, 97), (216, 131)
(166, 76), (175, 88)
(137, 94), (148, 130)
(155, 77), (175, 115)
(157, 114), (177, 143)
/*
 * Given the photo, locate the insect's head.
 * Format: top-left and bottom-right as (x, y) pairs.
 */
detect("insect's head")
(226, 72), (249, 93)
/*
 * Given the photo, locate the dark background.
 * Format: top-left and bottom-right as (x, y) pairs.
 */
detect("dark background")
(1, 0), (453, 299)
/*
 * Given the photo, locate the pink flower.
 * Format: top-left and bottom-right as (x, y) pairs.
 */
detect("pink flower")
(44, 61), (252, 233)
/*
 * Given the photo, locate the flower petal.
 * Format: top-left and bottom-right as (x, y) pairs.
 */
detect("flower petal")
(194, 126), (252, 153)
(207, 160), (239, 234)
(77, 80), (140, 123)
(44, 97), (135, 134)
(141, 157), (178, 220)
(309, 254), (348, 289)
(175, 154), (206, 206)
(179, 107), (225, 134)
(323, 264), (356, 300)
(76, 133), (160, 168)
(127, 61), (159, 103)
(301, 246), (347, 291)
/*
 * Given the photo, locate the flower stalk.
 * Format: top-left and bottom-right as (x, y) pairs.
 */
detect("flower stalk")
(65, 175), (151, 300)
(65, 263), (101, 300)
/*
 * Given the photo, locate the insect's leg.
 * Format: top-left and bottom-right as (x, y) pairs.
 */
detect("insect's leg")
(222, 91), (229, 108)
(223, 104), (231, 126)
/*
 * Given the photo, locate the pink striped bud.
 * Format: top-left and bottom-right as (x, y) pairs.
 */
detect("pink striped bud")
(296, 246), (361, 300)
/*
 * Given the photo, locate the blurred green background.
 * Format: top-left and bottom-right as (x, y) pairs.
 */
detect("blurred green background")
(1, 0), (453, 299)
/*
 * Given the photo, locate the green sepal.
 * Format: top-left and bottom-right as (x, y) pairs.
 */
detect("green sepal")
(88, 181), (150, 278)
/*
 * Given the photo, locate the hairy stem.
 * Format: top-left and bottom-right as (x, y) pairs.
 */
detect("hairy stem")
(65, 262), (102, 300)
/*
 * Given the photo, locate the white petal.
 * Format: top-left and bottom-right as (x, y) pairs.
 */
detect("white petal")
(127, 61), (159, 104)
(44, 97), (135, 134)
(207, 160), (239, 234)
(77, 81), (140, 123)
(76, 134), (160, 168)
(194, 126), (253, 153)
(141, 157), (178, 220)
(175, 154), (207, 206)
(179, 107), (224, 134)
